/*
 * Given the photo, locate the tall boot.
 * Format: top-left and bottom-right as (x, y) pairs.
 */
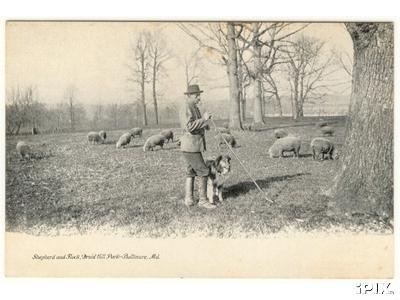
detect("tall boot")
(184, 177), (195, 207)
(198, 176), (216, 209)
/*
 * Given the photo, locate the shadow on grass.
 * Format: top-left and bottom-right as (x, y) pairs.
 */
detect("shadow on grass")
(130, 144), (144, 148)
(270, 153), (312, 159)
(226, 172), (311, 199)
(299, 153), (313, 158)
(102, 140), (117, 145)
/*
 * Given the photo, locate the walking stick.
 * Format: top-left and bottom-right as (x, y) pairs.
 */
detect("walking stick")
(210, 119), (274, 204)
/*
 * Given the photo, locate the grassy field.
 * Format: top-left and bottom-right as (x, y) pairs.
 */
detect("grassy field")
(5, 116), (391, 237)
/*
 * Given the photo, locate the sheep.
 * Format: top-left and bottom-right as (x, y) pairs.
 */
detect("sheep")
(143, 134), (165, 151)
(129, 127), (143, 138)
(87, 132), (103, 144)
(269, 136), (301, 158)
(98, 130), (107, 140)
(116, 132), (132, 149)
(16, 141), (31, 159)
(160, 129), (174, 143)
(311, 138), (338, 160)
(274, 129), (288, 139)
(321, 126), (335, 136)
(216, 133), (237, 148)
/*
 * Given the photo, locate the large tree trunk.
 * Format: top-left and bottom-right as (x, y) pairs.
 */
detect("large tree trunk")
(291, 73), (300, 120)
(236, 46), (246, 123)
(275, 94), (283, 117)
(329, 23), (393, 220)
(297, 97), (304, 118)
(252, 23), (265, 125)
(226, 22), (243, 130)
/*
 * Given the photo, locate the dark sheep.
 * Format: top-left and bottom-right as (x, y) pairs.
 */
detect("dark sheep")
(143, 134), (165, 151)
(311, 138), (338, 160)
(269, 136), (301, 158)
(160, 129), (174, 143)
(98, 130), (107, 140)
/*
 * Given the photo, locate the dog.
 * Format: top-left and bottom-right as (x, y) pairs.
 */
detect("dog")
(205, 155), (232, 204)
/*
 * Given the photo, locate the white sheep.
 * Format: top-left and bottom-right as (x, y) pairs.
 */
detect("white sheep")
(116, 132), (132, 149)
(311, 137), (338, 160)
(87, 132), (103, 144)
(143, 134), (165, 151)
(160, 129), (174, 143)
(274, 129), (288, 139)
(16, 141), (31, 159)
(269, 136), (301, 158)
(129, 127), (143, 138)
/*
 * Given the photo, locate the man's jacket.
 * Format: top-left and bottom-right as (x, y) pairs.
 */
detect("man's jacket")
(179, 101), (209, 152)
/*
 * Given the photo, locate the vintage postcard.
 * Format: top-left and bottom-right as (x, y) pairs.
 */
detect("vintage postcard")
(5, 21), (393, 277)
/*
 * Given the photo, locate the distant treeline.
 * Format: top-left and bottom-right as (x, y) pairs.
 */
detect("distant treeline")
(5, 86), (182, 135)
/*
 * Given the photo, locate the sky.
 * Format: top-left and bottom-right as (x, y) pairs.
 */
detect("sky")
(6, 21), (353, 109)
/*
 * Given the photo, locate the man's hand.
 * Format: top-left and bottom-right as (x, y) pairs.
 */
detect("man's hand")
(203, 111), (212, 120)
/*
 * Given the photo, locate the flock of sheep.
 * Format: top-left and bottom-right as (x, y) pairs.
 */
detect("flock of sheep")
(87, 127), (174, 151)
(214, 121), (338, 161)
(268, 121), (338, 160)
(15, 121), (338, 161)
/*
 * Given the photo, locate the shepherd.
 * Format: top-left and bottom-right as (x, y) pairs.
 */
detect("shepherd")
(179, 84), (215, 209)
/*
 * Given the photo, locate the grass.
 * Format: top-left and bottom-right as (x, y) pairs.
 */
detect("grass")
(5, 116), (391, 237)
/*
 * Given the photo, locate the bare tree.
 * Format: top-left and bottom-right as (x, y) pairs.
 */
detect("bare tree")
(178, 22), (243, 129)
(226, 22), (243, 129)
(236, 37), (251, 122)
(263, 72), (283, 116)
(64, 85), (78, 131)
(6, 87), (24, 135)
(148, 32), (171, 125)
(91, 104), (104, 129)
(236, 23), (309, 124)
(183, 49), (203, 89)
(284, 35), (335, 120)
(127, 31), (151, 126)
(328, 23), (393, 221)
(6, 86), (44, 135)
(106, 103), (120, 129)
(51, 102), (69, 133)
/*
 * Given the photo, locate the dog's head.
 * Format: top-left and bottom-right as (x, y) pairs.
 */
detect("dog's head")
(213, 155), (231, 175)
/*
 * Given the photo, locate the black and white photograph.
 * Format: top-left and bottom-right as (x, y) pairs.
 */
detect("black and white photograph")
(4, 20), (394, 278)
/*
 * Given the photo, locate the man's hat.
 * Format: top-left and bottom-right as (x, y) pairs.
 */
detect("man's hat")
(184, 84), (203, 95)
